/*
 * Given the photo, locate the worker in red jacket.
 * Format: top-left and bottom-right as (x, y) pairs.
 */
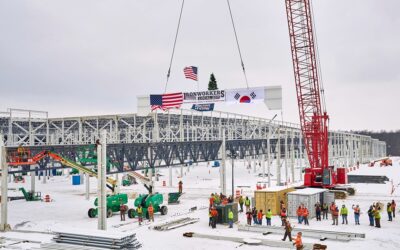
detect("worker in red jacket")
(280, 207), (287, 226)
(210, 206), (218, 229)
(257, 210), (264, 225)
(296, 206), (303, 224)
(178, 180), (183, 193)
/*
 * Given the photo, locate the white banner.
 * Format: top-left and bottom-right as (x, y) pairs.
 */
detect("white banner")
(183, 90), (225, 103)
(225, 87), (265, 104)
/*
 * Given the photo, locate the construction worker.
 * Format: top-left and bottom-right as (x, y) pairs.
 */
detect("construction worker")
(330, 202), (338, 225)
(208, 209), (212, 227)
(280, 207), (287, 226)
(322, 203), (329, 220)
(244, 197), (251, 212)
(228, 209), (234, 228)
(214, 193), (221, 205)
(280, 200), (285, 210)
(246, 210), (252, 225)
(352, 204), (360, 225)
(293, 232), (304, 250)
(148, 203), (154, 222)
(367, 205), (375, 226)
(239, 196), (244, 212)
(296, 206), (303, 224)
(119, 198), (127, 221)
(281, 218), (293, 242)
(340, 205), (348, 224)
(257, 210), (263, 225)
(315, 202), (321, 221)
(252, 207), (258, 225)
(387, 202), (393, 221)
(209, 193), (215, 209)
(137, 205), (143, 225)
(178, 180), (183, 193)
(302, 207), (309, 225)
(374, 206), (381, 228)
(211, 206), (218, 229)
(265, 209), (272, 226)
(391, 200), (396, 218)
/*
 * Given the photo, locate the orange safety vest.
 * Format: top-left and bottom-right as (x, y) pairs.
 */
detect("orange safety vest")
(148, 206), (154, 214)
(295, 235), (303, 247)
(281, 209), (287, 217)
(257, 212), (263, 220)
(211, 209), (218, 217)
(354, 207), (360, 213)
(210, 197), (215, 205)
(296, 208), (302, 216)
(303, 208), (309, 217)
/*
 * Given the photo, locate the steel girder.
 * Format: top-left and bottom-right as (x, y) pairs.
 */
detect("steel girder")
(5, 138), (301, 174)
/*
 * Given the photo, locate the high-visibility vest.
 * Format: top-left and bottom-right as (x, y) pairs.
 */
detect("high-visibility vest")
(228, 211), (234, 220)
(295, 236), (303, 247)
(245, 199), (250, 206)
(257, 212), (263, 220)
(303, 208), (309, 217)
(137, 207), (142, 214)
(148, 206), (154, 214)
(340, 207), (348, 215)
(266, 211), (272, 219)
(374, 210), (381, 219)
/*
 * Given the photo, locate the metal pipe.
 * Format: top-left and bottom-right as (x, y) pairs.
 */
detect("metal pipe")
(0, 134), (10, 231)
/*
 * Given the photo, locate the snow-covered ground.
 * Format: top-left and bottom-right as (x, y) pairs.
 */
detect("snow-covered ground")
(1, 157), (400, 249)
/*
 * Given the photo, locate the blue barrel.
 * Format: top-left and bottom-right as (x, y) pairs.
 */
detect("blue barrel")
(72, 175), (81, 185)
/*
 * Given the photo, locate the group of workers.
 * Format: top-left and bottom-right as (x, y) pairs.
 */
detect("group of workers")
(209, 193), (235, 208)
(118, 202), (154, 225)
(296, 205), (310, 225)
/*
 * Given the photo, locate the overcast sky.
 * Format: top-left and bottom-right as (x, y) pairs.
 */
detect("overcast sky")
(0, 0), (399, 131)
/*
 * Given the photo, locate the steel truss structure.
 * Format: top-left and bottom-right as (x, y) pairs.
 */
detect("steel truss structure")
(0, 108), (386, 177)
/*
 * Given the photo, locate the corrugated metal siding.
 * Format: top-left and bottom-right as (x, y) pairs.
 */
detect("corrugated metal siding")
(287, 189), (328, 219)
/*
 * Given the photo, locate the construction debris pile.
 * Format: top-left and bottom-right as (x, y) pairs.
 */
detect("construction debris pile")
(51, 230), (141, 249)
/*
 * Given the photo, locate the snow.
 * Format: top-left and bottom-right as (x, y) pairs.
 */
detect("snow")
(1, 157), (400, 249)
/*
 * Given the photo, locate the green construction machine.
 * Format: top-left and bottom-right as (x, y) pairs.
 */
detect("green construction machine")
(71, 145), (116, 174)
(127, 193), (168, 219)
(19, 187), (41, 201)
(88, 193), (129, 218)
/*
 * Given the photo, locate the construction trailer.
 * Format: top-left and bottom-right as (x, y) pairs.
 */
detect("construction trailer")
(287, 188), (334, 219)
(254, 186), (295, 215)
(215, 203), (238, 224)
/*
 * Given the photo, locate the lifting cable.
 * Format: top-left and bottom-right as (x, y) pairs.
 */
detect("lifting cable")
(164, 0), (185, 93)
(226, 0), (249, 89)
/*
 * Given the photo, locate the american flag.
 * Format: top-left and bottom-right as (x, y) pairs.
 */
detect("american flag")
(183, 66), (198, 81)
(150, 92), (184, 111)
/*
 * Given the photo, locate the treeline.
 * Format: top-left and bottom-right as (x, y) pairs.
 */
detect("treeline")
(353, 130), (400, 156)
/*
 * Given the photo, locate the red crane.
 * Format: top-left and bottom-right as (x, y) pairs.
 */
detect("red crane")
(285, 0), (343, 188)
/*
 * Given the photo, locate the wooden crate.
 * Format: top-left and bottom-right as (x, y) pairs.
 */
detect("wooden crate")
(255, 187), (295, 215)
